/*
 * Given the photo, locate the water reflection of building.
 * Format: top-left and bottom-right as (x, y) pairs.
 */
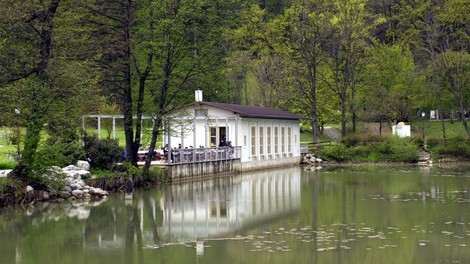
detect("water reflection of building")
(158, 167), (301, 242)
(75, 168), (302, 249)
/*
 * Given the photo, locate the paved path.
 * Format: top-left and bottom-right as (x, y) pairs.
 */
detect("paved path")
(324, 127), (342, 141)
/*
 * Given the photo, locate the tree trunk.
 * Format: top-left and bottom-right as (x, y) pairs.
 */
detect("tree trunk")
(123, 0), (139, 166)
(308, 61), (320, 143)
(340, 95), (347, 137)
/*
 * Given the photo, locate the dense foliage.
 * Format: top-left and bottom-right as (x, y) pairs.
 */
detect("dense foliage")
(318, 136), (420, 163)
(0, 0), (468, 178)
(83, 135), (124, 170)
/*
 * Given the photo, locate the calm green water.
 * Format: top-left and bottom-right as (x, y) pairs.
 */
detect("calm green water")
(2, 165), (470, 264)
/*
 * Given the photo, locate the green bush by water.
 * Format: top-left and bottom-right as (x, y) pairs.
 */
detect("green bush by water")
(430, 138), (470, 159)
(318, 136), (420, 163)
(35, 139), (85, 168)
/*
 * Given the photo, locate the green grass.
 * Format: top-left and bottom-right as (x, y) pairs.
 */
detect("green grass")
(84, 127), (164, 147)
(0, 127), (21, 168)
(408, 120), (468, 140)
(300, 128), (334, 143)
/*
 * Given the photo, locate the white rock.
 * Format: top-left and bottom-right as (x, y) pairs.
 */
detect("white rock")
(70, 183), (82, 190)
(66, 178), (74, 186)
(71, 189), (84, 198)
(76, 160), (90, 171)
(62, 165), (81, 171)
(77, 170), (91, 178)
(76, 180), (86, 188)
(26, 185), (34, 193)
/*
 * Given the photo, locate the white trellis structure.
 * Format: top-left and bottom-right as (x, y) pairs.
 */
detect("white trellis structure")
(81, 114), (155, 143)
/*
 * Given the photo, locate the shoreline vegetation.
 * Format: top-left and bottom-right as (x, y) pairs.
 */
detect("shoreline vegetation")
(1, 123), (470, 208)
(1, 151), (469, 208)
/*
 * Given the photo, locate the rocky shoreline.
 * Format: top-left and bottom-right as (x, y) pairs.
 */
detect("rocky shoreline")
(0, 161), (109, 207)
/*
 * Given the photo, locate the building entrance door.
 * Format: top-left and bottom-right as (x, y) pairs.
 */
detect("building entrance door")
(209, 127), (227, 147)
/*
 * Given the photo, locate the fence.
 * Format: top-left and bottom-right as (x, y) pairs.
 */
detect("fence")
(300, 142), (332, 154)
(163, 146), (241, 165)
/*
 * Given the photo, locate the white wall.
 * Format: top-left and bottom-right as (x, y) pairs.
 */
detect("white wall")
(239, 118), (300, 162)
(166, 105), (301, 163)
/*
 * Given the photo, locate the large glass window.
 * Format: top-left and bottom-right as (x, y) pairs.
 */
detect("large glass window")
(274, 127), (278, 154)
(210, 127), (217, 147)
(251, 126), (256, 157)
(281, 127), (285, 154)
(259, 126), (264, 159)
(288, 127), (292, 153)
(267, 127), (272, 157)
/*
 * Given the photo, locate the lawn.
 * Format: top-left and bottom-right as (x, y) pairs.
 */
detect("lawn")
(0, 127), (21, 169)
(409, 120), (468, 140)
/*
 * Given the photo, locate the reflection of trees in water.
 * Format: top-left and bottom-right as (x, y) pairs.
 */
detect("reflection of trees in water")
(0, 203), (86, 264)
(124, 192), (161, 264)
(125, 201), (144, 264)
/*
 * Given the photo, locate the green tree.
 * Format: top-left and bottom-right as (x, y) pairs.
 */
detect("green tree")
(0, 0), (58, 181)
(0, 0), (102, 183)
(142, 0), (243, 177)
(280, 0), (331, 143)
(437, 51), (470, 138)
(322, 0), (379, 136)
(393, 0), (469, 141)
(360, 43), (422, 130)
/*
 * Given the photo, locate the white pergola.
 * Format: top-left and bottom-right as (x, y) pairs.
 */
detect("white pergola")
(81, 114), (154, 142)
(82, 114), (241, 148)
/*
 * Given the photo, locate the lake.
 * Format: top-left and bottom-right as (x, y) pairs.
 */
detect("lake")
(1, 164), (470, 264)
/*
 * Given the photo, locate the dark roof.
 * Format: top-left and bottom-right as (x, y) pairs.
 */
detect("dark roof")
(201, 102), (305, 120)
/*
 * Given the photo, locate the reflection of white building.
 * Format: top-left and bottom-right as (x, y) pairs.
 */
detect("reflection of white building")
(158, 167), (302, 242)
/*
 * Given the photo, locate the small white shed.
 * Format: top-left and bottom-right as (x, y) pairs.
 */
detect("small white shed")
(392, 122), (411, 138)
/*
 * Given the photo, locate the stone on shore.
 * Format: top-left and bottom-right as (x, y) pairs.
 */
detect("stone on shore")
(54, 163), (107, 202)
(76, 160), (90, 171)
(71, 190), (84, 198)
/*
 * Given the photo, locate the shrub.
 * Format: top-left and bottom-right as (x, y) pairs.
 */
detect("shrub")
(318, 137), (419, 163)
(426, 138), (440, 149)
(29, 166), (66, 191)
(84, 135), (124, 170)
(434, 139), (470, 158)
(35, 139), (85, 168)
(370, 137), (419, 162)
(347, 145), (373, 162)
(317, 143), (349, 162)
(0, 178), (22, 195)
(341, 134), (362, 147)
(148, 166), (165, 183)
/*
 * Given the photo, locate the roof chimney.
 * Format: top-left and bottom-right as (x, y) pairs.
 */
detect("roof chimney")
(195, 90), (203, 102)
